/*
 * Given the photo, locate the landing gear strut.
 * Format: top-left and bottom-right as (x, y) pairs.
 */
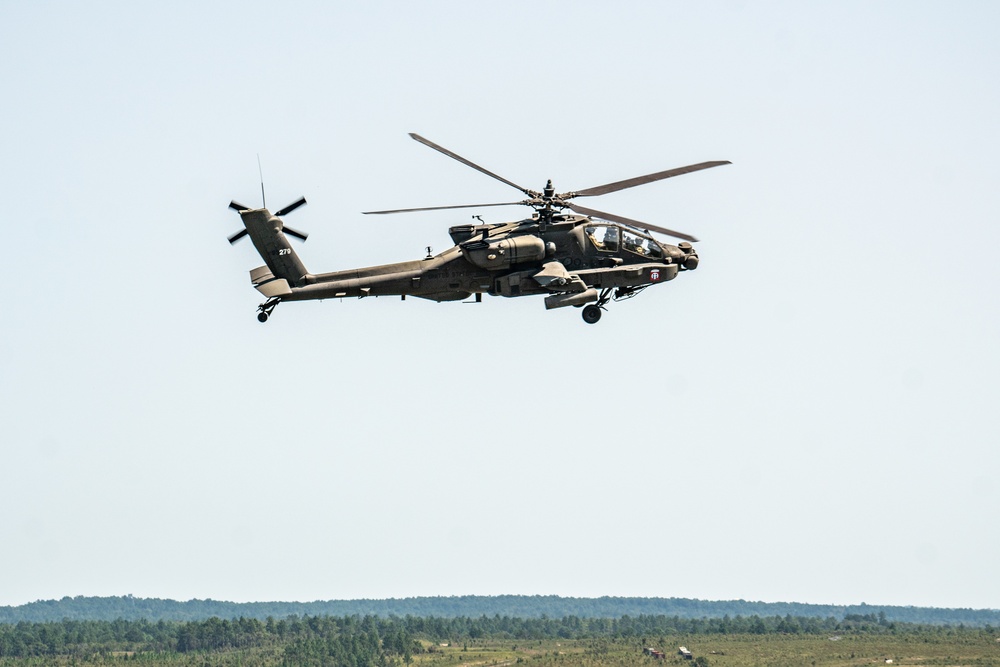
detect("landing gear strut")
(256, 297), (280, 323)
(581, 288), (614, 324)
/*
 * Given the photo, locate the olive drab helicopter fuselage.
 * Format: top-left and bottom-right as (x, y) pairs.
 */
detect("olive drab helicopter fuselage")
(227, 133), (730, 324)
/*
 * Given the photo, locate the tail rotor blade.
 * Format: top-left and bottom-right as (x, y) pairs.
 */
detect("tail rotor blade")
(275, 197), (307, 217)
(229, 200), (250, 212)
(283, 225), (309, 241)
(228, 229), (249, 244)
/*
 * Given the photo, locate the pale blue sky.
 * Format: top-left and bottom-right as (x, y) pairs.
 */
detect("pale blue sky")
(2, 1), (999, 610)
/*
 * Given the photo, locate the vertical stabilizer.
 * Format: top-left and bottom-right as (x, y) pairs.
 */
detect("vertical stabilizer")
(228, 199), (311, 287)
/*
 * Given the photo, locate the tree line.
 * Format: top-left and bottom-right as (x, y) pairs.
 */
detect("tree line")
(1, 612), (996, 660)
(2, 595), (998, 627)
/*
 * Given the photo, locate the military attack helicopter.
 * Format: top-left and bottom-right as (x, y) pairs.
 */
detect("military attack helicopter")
(228, 133), (729, 324)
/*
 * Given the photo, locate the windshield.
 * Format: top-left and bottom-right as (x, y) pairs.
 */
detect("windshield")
(621, 230), (663, 258)
(584, 225), (619, 252)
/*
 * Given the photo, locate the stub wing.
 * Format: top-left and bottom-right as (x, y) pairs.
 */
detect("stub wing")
(532, 261), (589, 292)
(575, 263), (678, 288)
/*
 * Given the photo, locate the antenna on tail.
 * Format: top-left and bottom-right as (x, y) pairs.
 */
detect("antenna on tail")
(257, 154), (266, 208)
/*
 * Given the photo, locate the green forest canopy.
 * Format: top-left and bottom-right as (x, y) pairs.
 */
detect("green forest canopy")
(2, 611), (999, 662)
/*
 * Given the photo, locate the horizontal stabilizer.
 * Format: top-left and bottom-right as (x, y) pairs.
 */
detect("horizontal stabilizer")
(250, 266), (293, 297)
(256, 279), (292, 298)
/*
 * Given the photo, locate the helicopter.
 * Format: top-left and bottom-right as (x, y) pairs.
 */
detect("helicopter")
(227, 133), (729, 324)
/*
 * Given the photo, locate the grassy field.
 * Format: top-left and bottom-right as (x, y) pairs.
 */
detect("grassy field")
(1, 633), (998, 666)
(415, 635), (1000, 667)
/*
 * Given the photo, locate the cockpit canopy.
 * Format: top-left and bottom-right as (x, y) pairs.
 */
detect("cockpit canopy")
(584, 224), (664, 259)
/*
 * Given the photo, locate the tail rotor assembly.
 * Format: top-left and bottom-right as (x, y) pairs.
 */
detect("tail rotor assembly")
(227, 196), (310, 245)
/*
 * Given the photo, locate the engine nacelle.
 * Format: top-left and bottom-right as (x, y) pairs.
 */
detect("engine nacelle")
(461, 235), (546, 270)
(448, 223), (495, 244)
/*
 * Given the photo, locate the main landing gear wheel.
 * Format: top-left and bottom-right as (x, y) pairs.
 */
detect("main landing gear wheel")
(257, 312), (269, 323)
(582, 304), (602, 324)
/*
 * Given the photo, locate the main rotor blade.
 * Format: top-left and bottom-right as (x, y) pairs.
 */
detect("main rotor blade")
(569, 161), (731, 198)
(409, 133), (535, 196)
(283, 225), (309, 241)
(363, 201), (528, 215)
(275, 196), (307, 217)
(228, 229), (249, 244)
(229, 200), (250, 212)
(567, 203), (699, 243)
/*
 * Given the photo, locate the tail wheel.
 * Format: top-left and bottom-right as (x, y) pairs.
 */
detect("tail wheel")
(256, 297), (280, 323)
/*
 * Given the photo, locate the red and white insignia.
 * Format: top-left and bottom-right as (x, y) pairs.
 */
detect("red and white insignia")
(650, 268), (661, 282)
